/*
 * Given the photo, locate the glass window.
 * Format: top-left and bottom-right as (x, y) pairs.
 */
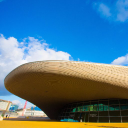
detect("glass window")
(90, 105), (93, 111)
(65, 113), (70, 116)
(99, 111), (108, 116)
(80, 106), (83, 111)
(63, 118), (68, 122)
(71, 104), (77, 109)
(90, 112), (98, 117)
(78, 103), (83, 106)
(121, 110), (128, 116)
(122, 117), (128, 122)
(83, 105), (90, 111)
(63, 109), (67, 113)
(120, 105), (128, 110)
(60, 113), (63, 116)
(109, 111), (120, 116)
(109, 105), (119, 111)
(68, 104), (72, 108)
(110, 117), (121, 122)
(120, 99), (128, 105)
(104, 106), (109, 111)
(60, 117), (64, 121)
(62, 112), (66, 116)
(66, 108), (71, 112)
(60, 99), (128, 122)
(91, 101), (98, 106)
(71, 108), (76, 112)
(99, 117), (109, 122)
(109, 100), (119, 105)
(77, 103), (83, 112)
(77, 106), (81, 112)
(99, 100), (108, 106)
(99, 105), (103, 111)
(83, 102), (90, 106)
(76, 107), (78, 112)
(93, 105), (98, 111)
(109, 106), (115, 111)
(89, 117), (98, 122)
(69, 113), (75, 118)
(114, 105), (120, 110)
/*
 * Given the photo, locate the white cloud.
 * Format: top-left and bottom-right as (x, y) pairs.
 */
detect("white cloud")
(116, 0), (128, 22)
(98, 3), (111, 18)
(111, 54), (128, 65)
(0, 34), (71, 96)
(12, 100), (33, 109)
(12, 100), (21, 105)
(93, 0), (128, 22)
(12, 100), (23, 109)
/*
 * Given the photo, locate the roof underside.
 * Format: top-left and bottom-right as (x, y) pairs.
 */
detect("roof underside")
(4, 61), (128, 119)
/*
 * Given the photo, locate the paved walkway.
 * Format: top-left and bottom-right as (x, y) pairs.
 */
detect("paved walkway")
(1, 120), (128, 128)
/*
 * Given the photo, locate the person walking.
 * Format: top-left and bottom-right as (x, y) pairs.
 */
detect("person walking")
(6, 114), (8, 118)
(8, 114), (10, 119)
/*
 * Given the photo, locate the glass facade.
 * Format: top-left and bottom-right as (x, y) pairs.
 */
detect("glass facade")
(58, 99), (128, 122)
(31, 106), (42, 111)
(9, 104), (19, 111)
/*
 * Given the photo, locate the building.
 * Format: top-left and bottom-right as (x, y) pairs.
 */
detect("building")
(0, 99), (19, 112)
(31, 106), (42, 111)
(9, 104), (19, 112)
(24, 109), (46, 117)
(16, 107), (47, 117)
(29, 106), (47, 117)
(0, 100), (19, 117)
(4, 60), (128, 122)
(0, 99), (12, 111)
(0, 99), (12, 117)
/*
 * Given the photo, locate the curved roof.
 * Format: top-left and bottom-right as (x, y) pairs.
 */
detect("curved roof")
(4, 61), (128, 119)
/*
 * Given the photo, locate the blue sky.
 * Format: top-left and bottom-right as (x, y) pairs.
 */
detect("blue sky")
(0, 0), (128, 108)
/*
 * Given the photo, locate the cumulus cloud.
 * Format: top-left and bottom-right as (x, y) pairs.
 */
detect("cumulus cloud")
(0, 34), (71, 96)
(12, 100), (23, 109)
(12, 100), (33, 109)
(111, 54), (128, 65)
(116, 0), (128, 22)
(97, 3), (111, 18)
(93, 0), (128, 22)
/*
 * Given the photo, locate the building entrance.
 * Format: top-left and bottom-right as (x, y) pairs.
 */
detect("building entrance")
(59, 99), (128, 122)
(81, 112), (89, 122)
(73, 112), (89, 122)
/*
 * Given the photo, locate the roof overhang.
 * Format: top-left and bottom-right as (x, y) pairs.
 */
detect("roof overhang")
(4, 61), (128, 119)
